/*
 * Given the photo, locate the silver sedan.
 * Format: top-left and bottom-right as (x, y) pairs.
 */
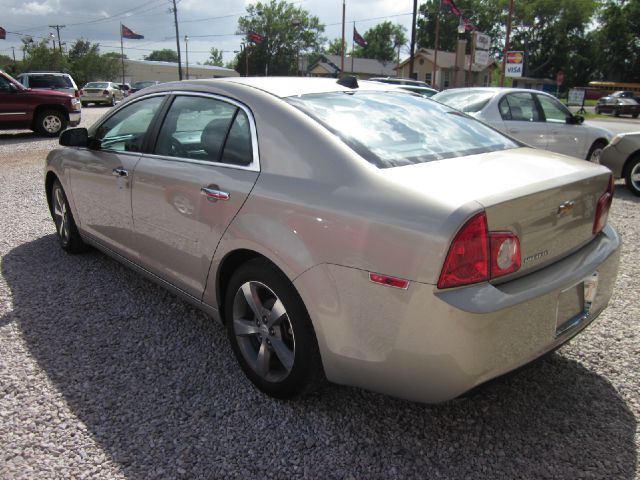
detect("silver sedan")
(433, 87), (613, 162)
(80, 81), (124, 107)
(45, 77), (620, 403)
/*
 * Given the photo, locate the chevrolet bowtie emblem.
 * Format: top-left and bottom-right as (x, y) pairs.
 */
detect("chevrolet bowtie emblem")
(557, 200), (576, 217)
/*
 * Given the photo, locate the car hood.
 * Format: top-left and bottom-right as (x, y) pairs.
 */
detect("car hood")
(28, 88), (74, 98)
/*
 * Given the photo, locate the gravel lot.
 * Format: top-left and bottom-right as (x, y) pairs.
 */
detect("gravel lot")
(1, 107), (638, 479)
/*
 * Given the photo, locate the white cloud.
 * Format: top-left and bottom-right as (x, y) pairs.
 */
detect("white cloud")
(11, 0), (59, 15)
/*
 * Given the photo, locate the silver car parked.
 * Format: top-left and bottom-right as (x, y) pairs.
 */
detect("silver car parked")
(45, 77), (620, 403)
(433, 87), (612, 162)
(80, 81), (124, 107)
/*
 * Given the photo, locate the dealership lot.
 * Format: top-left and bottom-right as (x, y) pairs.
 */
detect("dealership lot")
(0, 108), (638, 479)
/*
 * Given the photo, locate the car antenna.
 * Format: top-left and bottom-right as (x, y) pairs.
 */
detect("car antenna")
(337, 76), (358, 89)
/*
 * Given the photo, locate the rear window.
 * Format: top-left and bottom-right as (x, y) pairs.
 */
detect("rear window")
(286, 91), (517, 168)
(86, 82), (109, 88)
(29, 75), (72, 89)
(432, 89), (495, 113)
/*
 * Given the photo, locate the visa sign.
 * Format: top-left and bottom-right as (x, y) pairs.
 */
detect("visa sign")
(505, 50), (524, 78)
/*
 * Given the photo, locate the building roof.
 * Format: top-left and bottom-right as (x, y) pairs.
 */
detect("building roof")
(396, 48), (495, 72)
(309, 54), (397, 77)
(125, 59), (238, 75)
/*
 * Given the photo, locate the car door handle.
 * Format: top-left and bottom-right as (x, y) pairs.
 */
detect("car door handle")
(200, 187), (230, 201)
(112, 167), (129, 177)
(508, 129), (519, 134)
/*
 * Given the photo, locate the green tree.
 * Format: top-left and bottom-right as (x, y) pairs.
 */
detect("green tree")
(144, 49), (179, 62)
(204, 47), (224, 67)
(66, 39), (120, 86)
(324, 38), (347, 56)
(237, 0), (325, 75)
(417, 0), (505, 55)
(591, 0), (640, 82)
(353, 21), (407, 62)
(19, 39), (67, 72)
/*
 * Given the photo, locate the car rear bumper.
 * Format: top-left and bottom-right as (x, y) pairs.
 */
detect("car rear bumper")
(81, 94), (113, 103)
(294, 224), (620, 403)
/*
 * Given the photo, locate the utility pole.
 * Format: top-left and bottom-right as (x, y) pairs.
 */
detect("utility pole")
(170, 0), (183, 80)
(49, 24), (65, 54)
(340, 0), (345, 76)
(11, 46), (16, 63)
(184, 35), (189, 79)
(409, 0), (417, 79)
(500, 0), (514, 87)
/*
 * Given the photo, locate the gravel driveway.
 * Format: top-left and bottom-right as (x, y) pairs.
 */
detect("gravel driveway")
(1, 108), (638, 479)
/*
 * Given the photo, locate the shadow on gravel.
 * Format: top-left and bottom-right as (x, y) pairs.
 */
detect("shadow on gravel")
(2, 235), (637, 479)
(0, 131), (47, 145)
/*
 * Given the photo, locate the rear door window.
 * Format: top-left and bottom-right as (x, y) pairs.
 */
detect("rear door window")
(499, 93), (541, 122)
(154, 95), (254, 166)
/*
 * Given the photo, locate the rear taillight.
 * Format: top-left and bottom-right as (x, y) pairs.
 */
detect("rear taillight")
(102, 89), (109, 95)
(75, 89), (80, 97)
(489, 232), (521, 277)
(438, 212), (521, 289)
(438, 212), (489, 289)
(593, 175), (614, 235)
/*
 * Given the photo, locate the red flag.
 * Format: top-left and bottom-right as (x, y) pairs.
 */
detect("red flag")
(121, 24), (144, 40)
(247, 31), (265, 45)
(443, 0), (461, 16)
(464, 18), (475, 31)
(353, 27), (367, 48)
(0, 27), (6, 40)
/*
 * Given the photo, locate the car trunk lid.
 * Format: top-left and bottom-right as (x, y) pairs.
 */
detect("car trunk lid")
(382, 147), (613, 279)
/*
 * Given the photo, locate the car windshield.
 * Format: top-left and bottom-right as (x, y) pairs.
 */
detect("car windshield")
(29, 75), (72, 89)
(86, 82), (109, 88)
(286, 91), (518, 169)
(432, 89), (496, 113)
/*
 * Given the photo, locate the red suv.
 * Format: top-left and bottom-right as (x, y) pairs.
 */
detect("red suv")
(0, 70), (81, 136)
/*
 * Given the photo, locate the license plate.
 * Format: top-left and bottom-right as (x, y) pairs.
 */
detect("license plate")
(555, 271), (599, 336)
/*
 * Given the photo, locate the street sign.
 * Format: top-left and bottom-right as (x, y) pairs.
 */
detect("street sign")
(475, 33), (491, 51)
(505, 50), (524, 77)
(568, 89), (585, 106)
(474, 50), (490, 66)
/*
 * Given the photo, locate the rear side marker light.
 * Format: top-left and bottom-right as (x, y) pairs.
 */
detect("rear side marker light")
(369, 273), (409, 290)
(593, 175), (614, 235)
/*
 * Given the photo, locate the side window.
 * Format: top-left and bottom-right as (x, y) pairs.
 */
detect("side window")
(155, 95), (254, 166)
(0, 76), (12, 92)
(221, 110), (253, 166)
(499, 93), (540, 122)
(95, 96), (164, 152)
(537, 94), (570, 123)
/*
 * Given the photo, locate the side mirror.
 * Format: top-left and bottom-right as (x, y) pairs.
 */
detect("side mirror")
(566, 115), (584, 125)
(59, 127), (89, 147)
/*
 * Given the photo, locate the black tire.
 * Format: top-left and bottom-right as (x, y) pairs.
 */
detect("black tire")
(51, 180), (88, 253)
(624, 154), (640, 196)
(633, 113), (639, 119)
(109, 95), (116, 106)
(81, 102), (88, 107)
(225, 258), (325, 399)
(595, 106), (600, 114)
(586, 140), (607, 163)
(614, 108), (620, 117)
(35, 109), (67, 137)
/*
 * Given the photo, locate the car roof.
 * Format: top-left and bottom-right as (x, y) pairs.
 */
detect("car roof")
(434, 87), (558, 96)
(189, 76), (399, 98)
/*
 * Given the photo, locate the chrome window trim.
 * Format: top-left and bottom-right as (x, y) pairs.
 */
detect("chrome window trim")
(152, 90), (260, 173)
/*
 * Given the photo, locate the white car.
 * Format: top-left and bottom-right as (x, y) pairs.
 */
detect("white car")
(433, 88), (612, 162)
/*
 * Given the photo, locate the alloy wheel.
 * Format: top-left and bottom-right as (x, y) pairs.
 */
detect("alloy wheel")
(43, 115), (62, 134)
(53, 187), (69, 244)
(232, 281), (295, 382)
